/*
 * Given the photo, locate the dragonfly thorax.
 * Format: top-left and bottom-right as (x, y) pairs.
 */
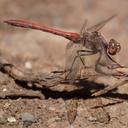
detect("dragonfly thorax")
(82, 31), (104, 52)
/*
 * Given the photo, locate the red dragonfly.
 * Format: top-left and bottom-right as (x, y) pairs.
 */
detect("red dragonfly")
(4, 15), (122, 83)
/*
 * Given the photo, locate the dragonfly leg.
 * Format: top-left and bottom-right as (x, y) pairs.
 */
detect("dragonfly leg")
(77, 49), (96, 66)
(92, 79), (128, 96)
(65, 50), (96, 80)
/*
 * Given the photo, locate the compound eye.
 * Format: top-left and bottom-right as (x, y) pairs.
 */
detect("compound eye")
(107, 39), (121, 55)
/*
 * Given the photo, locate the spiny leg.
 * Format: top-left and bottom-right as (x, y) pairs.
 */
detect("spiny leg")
(92, 79), (128, 97)
(65, 50), (95, 79)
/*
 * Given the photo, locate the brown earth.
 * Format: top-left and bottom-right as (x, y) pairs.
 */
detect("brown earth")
(0, 0), (128, 128)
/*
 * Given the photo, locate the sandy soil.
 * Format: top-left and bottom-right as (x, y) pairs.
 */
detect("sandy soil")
(0, 0), (128, 128)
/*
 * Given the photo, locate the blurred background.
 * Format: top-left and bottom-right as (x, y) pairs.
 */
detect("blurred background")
(0, 0), (128, 73)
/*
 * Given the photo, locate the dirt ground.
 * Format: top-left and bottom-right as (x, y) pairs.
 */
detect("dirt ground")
(0, 0), (128, 128)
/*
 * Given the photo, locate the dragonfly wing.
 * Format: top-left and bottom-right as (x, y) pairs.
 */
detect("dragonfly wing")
(65, 41), (83, 83)
(87, 14), (117, 32)
(80, 19), (88, 35)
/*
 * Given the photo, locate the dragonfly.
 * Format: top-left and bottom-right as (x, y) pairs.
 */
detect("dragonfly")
(4, 15), (123, 83)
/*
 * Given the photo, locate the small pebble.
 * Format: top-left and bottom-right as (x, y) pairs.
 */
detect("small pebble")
(21, 112), (38, 127)
(25, 61), (32, 69)
(88, 116), (97, 122)
(0, 111), (7, 124)
(4, 102), (11, 108)
(2, 88), (7, 92)
(7, 117), (16, 123)
(48, 106), (56, 111)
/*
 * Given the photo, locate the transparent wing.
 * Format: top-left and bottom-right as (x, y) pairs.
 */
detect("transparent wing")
(65, 20), (88, 83)
(80, 19), (88, 35)
(87, 14), (117, 32)
(65, 41), (83, 83)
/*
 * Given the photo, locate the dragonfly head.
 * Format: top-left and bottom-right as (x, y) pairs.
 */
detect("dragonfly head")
(107, 39), (121, 55)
